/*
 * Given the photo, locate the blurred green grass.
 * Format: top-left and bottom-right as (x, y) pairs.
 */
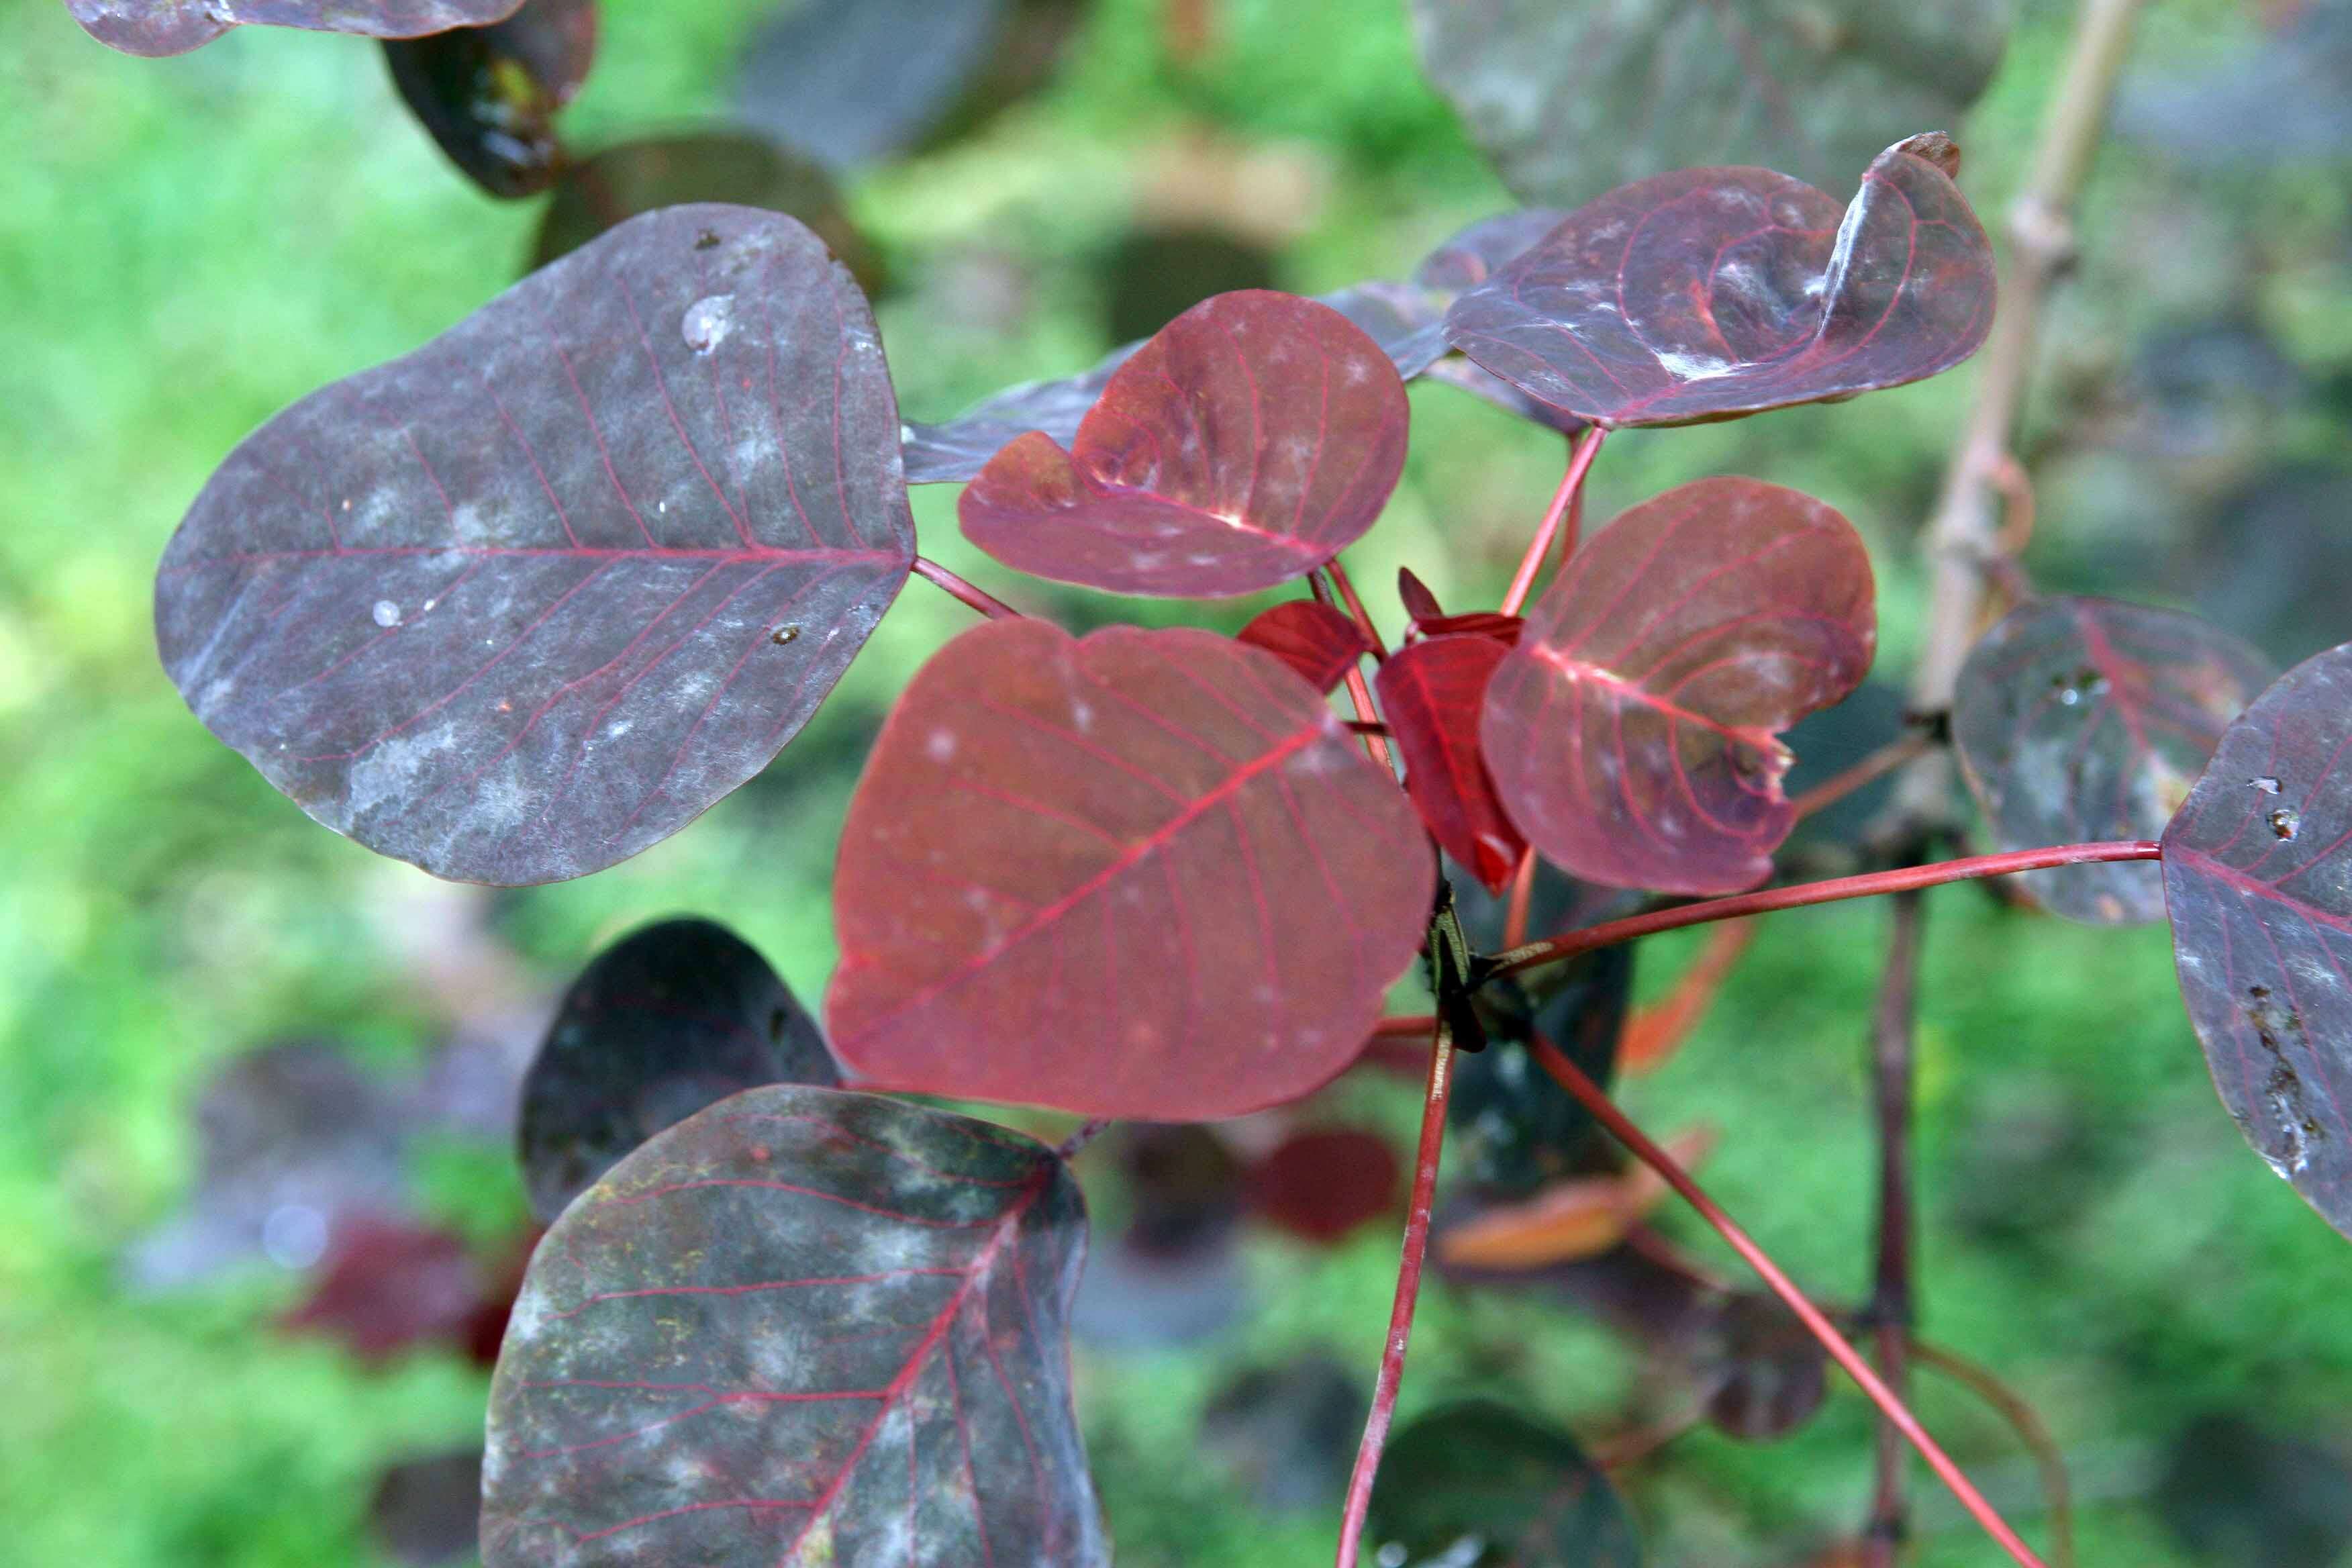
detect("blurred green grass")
(3, 0), (2350, 1564)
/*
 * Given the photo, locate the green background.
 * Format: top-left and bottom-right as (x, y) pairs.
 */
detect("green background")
(3, 0), (2351, 1563)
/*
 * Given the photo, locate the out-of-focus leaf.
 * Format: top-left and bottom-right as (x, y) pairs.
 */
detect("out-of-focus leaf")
(2163, 642), (2352, 1235)
(1434, 1126), (1712, 1271)
(1483, 478), (1877, 894)
(483, 1085), (1104, 1567)
(1236, 600), (1373, 695)
(1409, 0), (2006, 203)
(64, 0), (526, 58)
(1380, 633), (1526, 892)
(154, 205), (913, 885)
(2157, 1412), (2352, 1567)
(827, 620), (1434, 1120)
(1103, 226), (1281, 344)
(1955, 597), (2272, 924)
(518, 916), (837, 1224)
(1367, 1400), (1642, 1567)
(383, 0), (596, 199)
(1447, 947), (1636, 1199)
(126, 1040), (413, 1291)
(371, 1448), (485, 1567)
(1074, 1125), (1246, 1348)
(1779, 681), (1910, 859)
(1244, 1126), (1400, 1244)
(1443, 139), (1995, 428)
(278, 1216), (485, 1364)
(1201, 1353), (1366, 1514)
(529, 132), (882, 295)
(2117, 0), (2352, 168)
(1701, 1291), (1828, 1442)
(959, 291), (1410, 597)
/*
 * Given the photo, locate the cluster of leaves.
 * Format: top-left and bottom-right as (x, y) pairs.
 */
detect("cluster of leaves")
(73, 0), (2352, 1561)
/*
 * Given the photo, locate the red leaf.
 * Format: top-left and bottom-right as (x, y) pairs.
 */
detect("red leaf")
(1397, 567), (1446, 623)
(153, 205), (913, 885)
(826, 620), (1434, 1120)
(2163, 642), (2352, 1238)
(959, 291), (1410, 597)
(1443, 138), (1995, 428)
(67, 0), (526, 56)
(279, 1216), (485, 1364)
(1235, 600), (1373, 695)
(1481, 478), (1876, 894)
(1416, 611), (1523, 646)
(1244, 1127), (1400, 1244)
(483, 1085), (1102, 1567)
(1377, 633), (1526, 891)
(1955, 596), (2273, 925)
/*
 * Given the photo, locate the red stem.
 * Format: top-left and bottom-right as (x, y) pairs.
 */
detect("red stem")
(1310, 567), (1395, 772)
(912, 555), (1022, 620)
(1526, 1035), (2051, 1568)
(1486, 841), (2159, 983)
(1322, 557), (1390, 660)
(1499, 427), (1608, 617)
(1334, 1020), (1455, 1567)
(1503, 848), (1538, 949)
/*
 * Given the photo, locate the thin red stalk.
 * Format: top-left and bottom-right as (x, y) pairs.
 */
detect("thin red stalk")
(1486, 841), (2159, 982)
(1054, 1117), (1112, 1161)
(1322, 558), (1390, 660)
(1789, 734), (1932, 823)
(1499, 426), (1607, 617)
(1369, 1014), (1436, 1040)
(1526, 1036), (2050, 1568)
(1310, 569), (1394, 771)
(912, 555), (1022, 620)
(1334, 1019), (1455, 1568)
(1502, 848), (1538, 948)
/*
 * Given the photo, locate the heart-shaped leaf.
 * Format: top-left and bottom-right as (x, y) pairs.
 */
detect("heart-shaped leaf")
(2163, 642), (2352, 1236)
(1955, 597), (2274, 924)
(1443, 138), (1996, 428)
(154, 205), (914, 885)
(1367, 1400), (1642, 1567)
(518, 916), (838, 1224)
(1236, 599), (1373, 695)
(530, 133), (883, 296)
(383, 0), (597, 199)
(66, 0), (525, 56)
(1409, 0), (2006, 205)
(483, 1085), (1104, 1567)
(827, 620), (1434, 1120)
(1242, 1126), (1400, 1244)
(1380, 632), (1527, 892)
(1483, 478), (1877, 895)
(958, 291), (1410, 597)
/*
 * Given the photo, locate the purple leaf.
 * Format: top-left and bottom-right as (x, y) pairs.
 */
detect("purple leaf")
(1483, 477), (1877, 894)
(529, 133), (883, 297)
(154, 205), (913, 885)
(957, 291), (1409, 595)
(1415, 208), (1571, 292)
(1408, 0), (2006, 205)
(278, 1216), (486, 1364)
(518, 916), (838, 1224)
(1378, 632), (1526, 892)
(1443, 137), (1996, 428)
(2163, 642), (2352, 1236)
(482, 1084), (1104, 1567)
(1242, 1126), (1400, 1244)
(1956, 597), (2274, 924)
(1234, 599), (1373, 695)
(383, 0), (597, 199)
(826, 620), (1434, 1120)
(64, 0), (526, 57)
(1702, 1292), (1828, 1442)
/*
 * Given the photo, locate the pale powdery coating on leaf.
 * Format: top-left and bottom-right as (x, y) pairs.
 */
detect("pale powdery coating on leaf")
(827, 621), (1435, 1120)
(153, 204), (913, 885)
(1442, 141), (1996, 428)
(1481, 477), (1876, 895)
(485, 1085), (1104, 1568)
(65, 0), (527, 56)
(1955, 596), (2273, 925)
(2163, 643), (2352, 1240)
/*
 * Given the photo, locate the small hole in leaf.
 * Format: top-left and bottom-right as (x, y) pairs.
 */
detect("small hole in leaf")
(695, 229), (722, 250)
(771, 624), (801, 645)
(2269, 807), (2301, 840)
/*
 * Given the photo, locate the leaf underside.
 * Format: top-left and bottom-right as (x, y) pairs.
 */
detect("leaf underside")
(827, 620), (1435, 1120)
(154, 204), (913, 885)
(2163, 642), (2352, 1240)
(483, 1084), (1104, 1568)
(518, 916), (839, 1224)
(1481, 477), (1877, 895)
(958, 291), (1410, 597)
(1955, 596), (2274, 924)
(1443, 140), (1996, 428)
(66, 0), (526, 56)
(383, 0), (597, 199)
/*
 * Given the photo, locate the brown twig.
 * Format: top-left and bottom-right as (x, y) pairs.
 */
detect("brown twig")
(1861, 891), (1926, 1567)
